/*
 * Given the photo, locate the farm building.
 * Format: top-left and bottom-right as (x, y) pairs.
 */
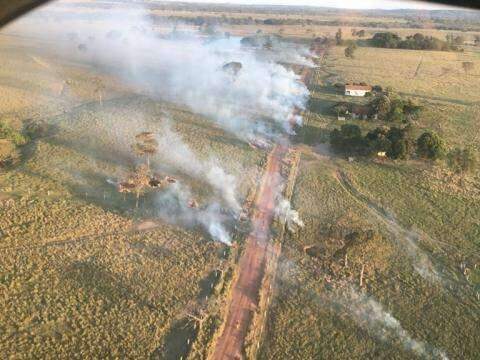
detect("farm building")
(351, 105), (378, 120)
(333, 102), (378, 120)
(345, 84), (372, 97)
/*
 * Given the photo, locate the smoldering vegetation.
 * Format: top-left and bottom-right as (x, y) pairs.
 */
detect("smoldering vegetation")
(330, 287), (449, 360)
(4, 4), (312, 244)
(275, 259), (449, 360)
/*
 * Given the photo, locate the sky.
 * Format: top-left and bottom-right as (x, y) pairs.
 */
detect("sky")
(157, 0), (457, 10)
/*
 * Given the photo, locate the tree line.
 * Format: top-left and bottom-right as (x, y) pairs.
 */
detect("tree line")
(369, 32), (462, 51)
(330, 124), (476, 174)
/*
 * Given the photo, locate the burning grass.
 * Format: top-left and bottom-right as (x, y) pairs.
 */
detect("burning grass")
(0, 79), (265, 357)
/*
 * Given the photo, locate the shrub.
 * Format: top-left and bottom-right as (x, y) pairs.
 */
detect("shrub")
(447, 147), (477, 174)
(0, 122), (28, 146)
(330, 124), (366, 155)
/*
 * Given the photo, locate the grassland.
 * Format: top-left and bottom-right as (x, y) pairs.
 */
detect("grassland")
(0, 30), (265, 358)
(1, 2), (480, 359)
(261, 43), (480, 359)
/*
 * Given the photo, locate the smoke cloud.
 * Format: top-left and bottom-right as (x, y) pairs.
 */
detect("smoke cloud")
(24, 5), (310, 142)
(8, 3), (312, 244)
(153, 119), (241, 213)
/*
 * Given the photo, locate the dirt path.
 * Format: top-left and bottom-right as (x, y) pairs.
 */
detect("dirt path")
(211, 144), (287, 360)
(211, 61), (317, 359)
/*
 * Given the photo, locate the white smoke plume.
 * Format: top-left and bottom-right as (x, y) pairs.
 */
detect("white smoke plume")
(383, 212), (442, 284)
(333, 287), (449, 360)
(153, 119), (241, 213)
(154, 181), (232, 245)
(275, 198), (304, 233)
(14, 4), (310, 142)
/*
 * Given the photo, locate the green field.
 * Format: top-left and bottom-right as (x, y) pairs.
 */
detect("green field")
(261, 45), (480, 359)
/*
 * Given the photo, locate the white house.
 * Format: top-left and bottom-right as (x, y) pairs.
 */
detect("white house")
(345, 84), (372, 97)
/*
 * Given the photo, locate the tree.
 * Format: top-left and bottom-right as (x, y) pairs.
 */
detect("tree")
(462, 61), (474, 74)
(202, 23), (217, 36)
(335, 28), (343, 45)
(133, 132), (158, 170)
(263, 37), (273, 50)
(118, 164), (151, 208)
(416, 131), (446, 160)
(344, 42), (357, 58)
(403, 99), (422, 121)
(365, 126), (391, 155)
(371, 94), (392, 120)
(389, 105), (405, 123)
(386, 126), (414, 160)
(454, 35), (465, 45)
(447, 147), (477, 174)
(333, 102), (349, 117)
(474, 35), (480, 46)
(330, 124), (366, 155)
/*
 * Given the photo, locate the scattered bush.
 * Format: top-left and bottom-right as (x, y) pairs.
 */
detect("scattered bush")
(447, 147), (477, 174)
(0, 122), (28, 146)
(344, 42), (357, 58)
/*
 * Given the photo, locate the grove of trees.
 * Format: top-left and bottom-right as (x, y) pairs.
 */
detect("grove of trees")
(330, 125), (452, 163)
(369, 92), (422, 122)
(369, 32), (460, 51)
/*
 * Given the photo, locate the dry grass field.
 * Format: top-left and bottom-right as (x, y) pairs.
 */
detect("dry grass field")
(0, 28), (264, 358)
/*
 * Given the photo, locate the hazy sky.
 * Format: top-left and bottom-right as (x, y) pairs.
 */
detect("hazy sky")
(158, 0), (457, 10)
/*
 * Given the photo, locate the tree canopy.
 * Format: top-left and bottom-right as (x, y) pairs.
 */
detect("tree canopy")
(416, 131), (446, 160)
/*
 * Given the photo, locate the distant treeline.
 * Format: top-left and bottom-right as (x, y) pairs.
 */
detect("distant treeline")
(34, 8), (480, 33)
(146, 14), (422, 29)
(368, 32), (462, 51)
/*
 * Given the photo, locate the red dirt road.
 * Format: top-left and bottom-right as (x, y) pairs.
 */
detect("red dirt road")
(211, 144), (287, 360)
(212, 62), (316, 360)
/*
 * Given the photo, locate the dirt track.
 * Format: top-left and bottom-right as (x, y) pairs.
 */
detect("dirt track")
(212, 61), (317, 359)
(211, 144), (286, 360)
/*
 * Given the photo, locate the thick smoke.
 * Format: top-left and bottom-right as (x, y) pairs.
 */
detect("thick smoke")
(8, 3), (312, 244)
(275, 198), (304, 232)
(39, 7), (310, 141)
